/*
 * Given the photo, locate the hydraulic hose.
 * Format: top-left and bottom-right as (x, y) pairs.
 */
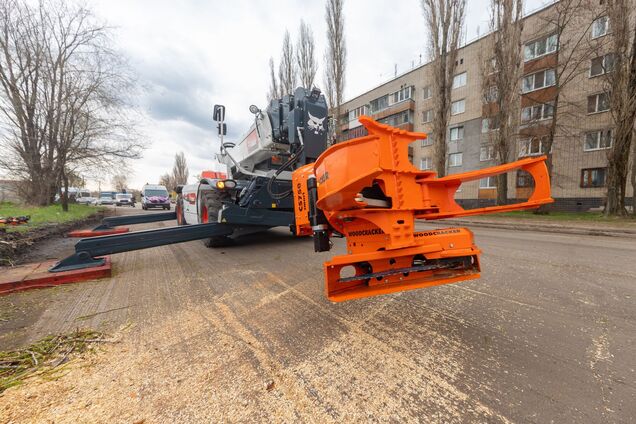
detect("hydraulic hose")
(266, 144), (304, 200)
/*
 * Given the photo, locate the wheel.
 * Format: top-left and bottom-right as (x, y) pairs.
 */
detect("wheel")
(142, 205), (146, 210)
(176, 197), (186, 225)
(200, 189), (232, 247)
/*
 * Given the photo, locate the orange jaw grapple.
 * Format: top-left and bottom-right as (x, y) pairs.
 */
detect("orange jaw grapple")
(293, 116), (553, 302)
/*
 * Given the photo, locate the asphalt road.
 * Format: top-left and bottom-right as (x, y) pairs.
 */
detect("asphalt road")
(0, 208), (634, 423)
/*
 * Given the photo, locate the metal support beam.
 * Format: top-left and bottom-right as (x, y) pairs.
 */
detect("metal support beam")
(221, 204), (294, 227)
(50, 222), (233, 272)
(93, 211), (177, 230)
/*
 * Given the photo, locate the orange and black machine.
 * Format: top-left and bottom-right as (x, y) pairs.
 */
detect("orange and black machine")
(292, 116), (553, 302)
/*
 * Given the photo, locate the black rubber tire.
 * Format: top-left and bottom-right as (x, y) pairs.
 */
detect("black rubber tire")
(201, 189), (232, 248)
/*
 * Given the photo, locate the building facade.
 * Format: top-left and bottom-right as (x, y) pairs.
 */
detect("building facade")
(337, 2), (633, 211)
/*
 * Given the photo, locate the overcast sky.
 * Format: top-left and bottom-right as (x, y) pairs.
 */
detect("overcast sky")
(89, 0), (549, 190)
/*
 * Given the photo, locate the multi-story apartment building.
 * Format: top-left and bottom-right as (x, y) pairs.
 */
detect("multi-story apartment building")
(337, 2), (633, 211)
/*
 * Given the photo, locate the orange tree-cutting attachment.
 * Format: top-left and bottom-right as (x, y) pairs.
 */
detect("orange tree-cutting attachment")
(292, 116), (553, 302)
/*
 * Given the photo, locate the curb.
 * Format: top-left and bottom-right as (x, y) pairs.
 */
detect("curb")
(434, 220), (636, 238)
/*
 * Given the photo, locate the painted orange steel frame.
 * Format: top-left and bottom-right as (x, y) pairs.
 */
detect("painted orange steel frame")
(292, 116), (553, 302)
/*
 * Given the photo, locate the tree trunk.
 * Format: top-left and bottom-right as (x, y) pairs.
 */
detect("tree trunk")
(605, 4), (636, 216)
(605, 143), (628, 216)
(632, 130), (636, 216)
(534, 95), (559, 214)
(61, 168), (69, 212)
(496, 174), (508, 205)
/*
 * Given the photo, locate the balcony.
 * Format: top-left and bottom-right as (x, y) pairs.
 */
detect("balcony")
(371, 99), (416, 121)
(395, 122), (414, 132)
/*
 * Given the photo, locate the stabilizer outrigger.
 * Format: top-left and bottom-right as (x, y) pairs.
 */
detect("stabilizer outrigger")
(50, 222), (233, 272)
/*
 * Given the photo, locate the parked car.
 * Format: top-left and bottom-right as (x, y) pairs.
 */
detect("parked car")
(115, 193), (135, 207)
(99, 191), (117, 200)
(76, 196), (96, 205)
(141, 184), (171, 210)
(54, 188), (91, 203)
(97, 195), (114, 205)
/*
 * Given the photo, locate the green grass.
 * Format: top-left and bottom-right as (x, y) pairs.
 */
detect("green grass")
(0, 202), (105, 233)
(485, 210), (635, 223)
(0, 329), (107, 392)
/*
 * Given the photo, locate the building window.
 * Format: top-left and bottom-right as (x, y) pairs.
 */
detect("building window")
(451, 99), (465, 115)
(348, 105), (368, 121)
(421, 137), (433, 147)
(370, 95), (389, 113)
(522, 69), (556, 93)
(449, 126), (464, 141)
(481, 116), (500, 133)
(484, 86), (498, 103)
(422, 109), (433, 123)
(480, 146), (495, 161)
(516, 170), (534, 187)
(452, 72), (467, 89)
(592, 16), (609, 39)
(479, 176), (497, 188)
(519, 136), (549, 157)
(488, 57), (498, 74)
(581, 168), (607, 187)
(521, 102), (554, 123)
(343, 125), (368, 141)
(587, 92), (610, 114)
(390, 86), (413, 105)
(422, 85), (432, 99)
(590, 53), (616, 77)
(524, 33), (558, 61)
(378, 110), (411, 127)
(448, 152), (463, 167)
(584, 129), (613, 151)
(420, 157), (433, 170)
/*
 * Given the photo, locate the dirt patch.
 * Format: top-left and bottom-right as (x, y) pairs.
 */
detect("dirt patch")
(0, 210), (108, 266)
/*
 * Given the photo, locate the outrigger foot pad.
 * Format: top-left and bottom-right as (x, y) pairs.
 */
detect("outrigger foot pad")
(49, 251), (106, 272)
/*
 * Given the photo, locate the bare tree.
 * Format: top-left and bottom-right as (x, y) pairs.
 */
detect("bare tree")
(159, 173), (175, 192)
(421, 0), (466, 177)
(267, 57), (280, 101)
(0, 0), (143, 207)
(296, 20), (317, 89)
(172, 151), (189, 186)
(603, 0), (636, 216)
(324, 0), (346, 142)
(519, 1), (605, 213)
(111, 174), (127, 192)
(0, 1), (51, 204)
(278, 30), (297, 95)
(481, 0), (523, 205)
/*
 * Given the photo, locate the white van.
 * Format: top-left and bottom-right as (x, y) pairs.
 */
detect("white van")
(141, 184), (171, 210)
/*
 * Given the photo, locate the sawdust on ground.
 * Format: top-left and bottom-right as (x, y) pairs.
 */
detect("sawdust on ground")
(0, 297), (509, 423)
